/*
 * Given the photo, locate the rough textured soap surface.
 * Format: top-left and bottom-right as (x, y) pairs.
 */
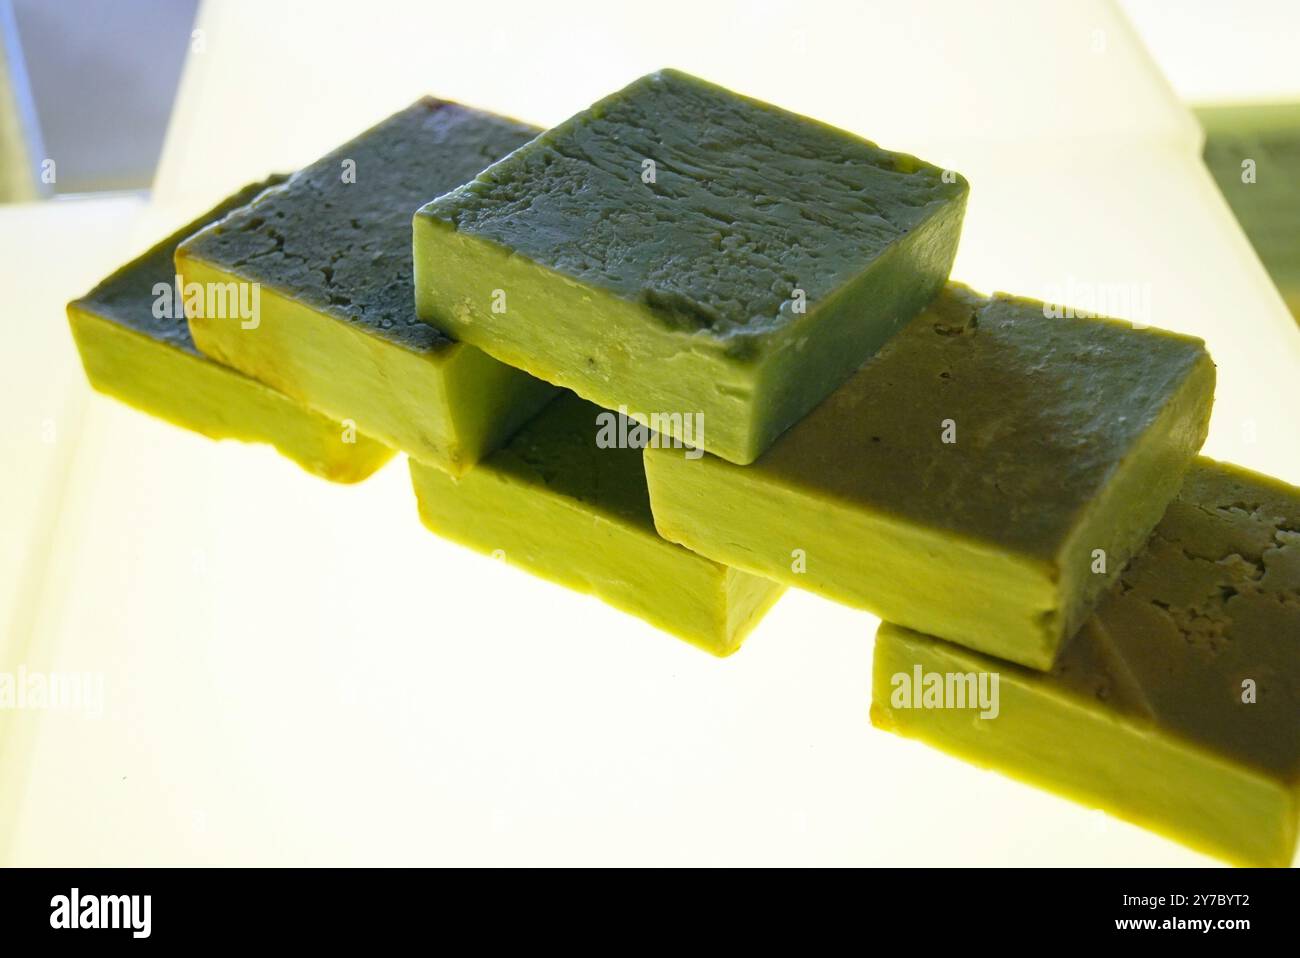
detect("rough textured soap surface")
(428, 70), (962, 338)
(79, 178), (287, 353)
(644, 283), (1216, 669)
(872, 458), (1300, 867)
(1066, 459), (1300, 772)
(67, 180), (392, 482)
(415, 69), (968, 464)
(181, 99), (537, 353)
(177, 99), (557, 472)
(748, 285), (1209, 555)
(410, 392), (784, 655)
(488, 392), (654, 526)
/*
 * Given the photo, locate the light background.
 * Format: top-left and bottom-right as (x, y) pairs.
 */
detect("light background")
(1, 0), (1297, 865)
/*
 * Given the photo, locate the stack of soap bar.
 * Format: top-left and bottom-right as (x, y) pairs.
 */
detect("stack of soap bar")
(645, 283), (1216, 669)
(1197, 102), (1300, 322)
(410, 393), (784, 655)
(177, 98), (557, 474)
(414, 68), (968, 464)
(68, 179), (392, 483)
(872, 458), (1300, 867)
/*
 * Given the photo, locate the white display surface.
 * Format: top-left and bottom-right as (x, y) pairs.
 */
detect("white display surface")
(0, 196), (142, 674)
(2, 0), (1297, 866)
(1121, 0), (1300, 103)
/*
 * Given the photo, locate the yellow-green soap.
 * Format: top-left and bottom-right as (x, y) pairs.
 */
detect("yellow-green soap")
(177, 98), (557, 474)
(871, 458), (1300, 867)
(645, 283), (1215, 669)
(410, 393), (784, 656)
(68, 179), (392, 483)
(414, 68), (968, 465)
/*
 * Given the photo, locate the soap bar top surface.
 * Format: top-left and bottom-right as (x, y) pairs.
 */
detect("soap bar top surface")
(753, 284), (1212, 558)
(490, 392), (654, 527)
(67, 177), (393, 484)
(74, 177), (286, 354)
(179, 98), (538, 353)
(419, 68), (966, 343)
(1059, 458), (1300, 778)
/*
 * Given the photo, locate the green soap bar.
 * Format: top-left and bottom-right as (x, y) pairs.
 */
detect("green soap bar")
(872, 458), (1300, 867)
(68, 179), (392, 483)
(414, 68), (968, 465)
(1197, 102), (1300, 323)
(409, 393), (784, 655)
(177, 98), (557, 474)
(645, 283), (1215, 669)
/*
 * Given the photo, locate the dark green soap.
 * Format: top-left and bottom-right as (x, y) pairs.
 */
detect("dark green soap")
(66, 178), (393, 483)
(431, 74), (958, 336)
(79, 177), (285, 352)
(489, 395), (653, 527)
(409, 392), (784, 655)
(181, 98), (539, 353)
(873, 458), (1300, 866)
(644, 284), (1216, 669)
(176, 99), (558, 472)
(415, 69), (969, 464)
